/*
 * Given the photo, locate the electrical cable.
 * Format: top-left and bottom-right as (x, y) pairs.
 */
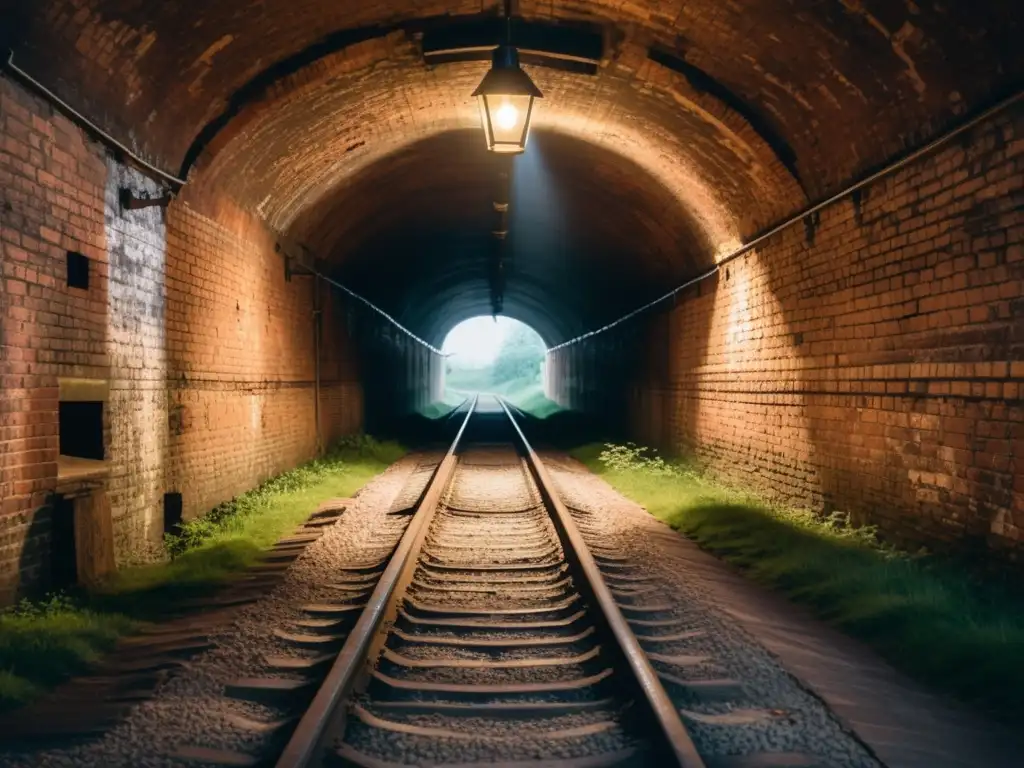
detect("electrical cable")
(548, 88), (1024, 352)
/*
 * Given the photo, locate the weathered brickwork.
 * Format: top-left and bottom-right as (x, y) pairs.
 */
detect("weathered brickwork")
(13, 0), (1021, 349)
(159, 191), (347, 533)
(1, 74), (110, 598)
(103, 158), (171, 557)
(292, 129), (709, 346)
(4, 0), (1023, 587)
(0, 74), (369, 599)
(347, 315), (445, 435)
(318, 283), (364, 448)
(13, 1), (1020, 209)
(551, 106), (1024, 556)
(9, 2), (1022, 406)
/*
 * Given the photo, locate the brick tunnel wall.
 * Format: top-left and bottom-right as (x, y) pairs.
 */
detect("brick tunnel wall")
(348, 310), (445, 436)
(544, 325), (643, 439)
(549, 105), (1024, 558)
(0, 74), (374, 600)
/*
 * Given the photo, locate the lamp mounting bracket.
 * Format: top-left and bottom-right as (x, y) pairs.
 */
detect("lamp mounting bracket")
(421, 17), (604, 75)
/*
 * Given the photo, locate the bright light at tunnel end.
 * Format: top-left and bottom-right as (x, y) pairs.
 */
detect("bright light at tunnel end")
(442, 316), (545, 367)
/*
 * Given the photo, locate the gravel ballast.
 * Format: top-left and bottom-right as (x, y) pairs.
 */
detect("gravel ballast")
(2, 442), (885, 768)
(346, 446), (640, 764)
(545, 452), (882, 768)
(0, 454), (430, 768)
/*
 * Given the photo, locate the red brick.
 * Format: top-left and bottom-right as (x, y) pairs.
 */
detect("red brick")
(0, 77), (370, 602)
(552, 106), (1024, 560)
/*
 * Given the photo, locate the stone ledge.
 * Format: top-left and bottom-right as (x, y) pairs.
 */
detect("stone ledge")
(58, 378), (109, 403)
(56, 455), (111, 497)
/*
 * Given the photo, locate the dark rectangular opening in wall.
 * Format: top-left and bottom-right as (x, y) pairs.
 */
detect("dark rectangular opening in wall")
(59, 401), (104, 460)
(66, 250), (89, 289)
(163, 492), (183, 534)
(50, 496), (78, 590)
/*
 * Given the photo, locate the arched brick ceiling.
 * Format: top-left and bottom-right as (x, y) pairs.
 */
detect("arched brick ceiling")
(10, 0), (1020, 197)
(294, 129), (705, 283)
(8, 1), (1021, 342)
(189, 33), (796, 254)
(292, 129), (702, 345)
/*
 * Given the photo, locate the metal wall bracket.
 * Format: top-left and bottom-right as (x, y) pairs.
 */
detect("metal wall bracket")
(284, 255), (317, 282)
(119, 188), (172, 211)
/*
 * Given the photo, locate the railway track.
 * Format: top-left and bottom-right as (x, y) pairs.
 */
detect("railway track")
(174, 395), (836, 768)
(270, 395), (703, 768)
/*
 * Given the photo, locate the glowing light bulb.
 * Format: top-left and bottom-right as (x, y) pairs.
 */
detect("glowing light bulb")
(494, 102), (519, 130)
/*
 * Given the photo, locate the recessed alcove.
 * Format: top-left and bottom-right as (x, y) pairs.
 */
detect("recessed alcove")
(53, 378), (115, 587)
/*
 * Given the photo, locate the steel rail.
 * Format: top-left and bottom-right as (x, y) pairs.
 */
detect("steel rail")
(498, 397), (706, 767)
(278, 394), (702, 766)
(275, 394), (479, 768)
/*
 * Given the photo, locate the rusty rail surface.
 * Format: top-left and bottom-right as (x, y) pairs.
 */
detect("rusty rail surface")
(277, 393), (704, 767)
(275, 395), (478, 768)
(498, 397), (706, 768)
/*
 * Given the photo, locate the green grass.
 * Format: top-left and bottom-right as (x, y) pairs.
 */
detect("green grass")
(445, 366), (495, 393)
(573, 442), (1024, 719)
(0, 595), (135, 709)
(444, 377), (564, 420)
(417, 391), (468, 420)
(504, 381), (564, 418)
(0, 435), (405, 712)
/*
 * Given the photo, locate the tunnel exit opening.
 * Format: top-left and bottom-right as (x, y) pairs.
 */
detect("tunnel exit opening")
(441, 316), (547, 407)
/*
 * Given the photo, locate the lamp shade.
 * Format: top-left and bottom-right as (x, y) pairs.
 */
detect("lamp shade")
(472, 45), (543, 154)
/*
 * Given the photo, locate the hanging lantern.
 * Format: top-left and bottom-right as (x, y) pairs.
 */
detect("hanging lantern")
(472, 44), (543, 154)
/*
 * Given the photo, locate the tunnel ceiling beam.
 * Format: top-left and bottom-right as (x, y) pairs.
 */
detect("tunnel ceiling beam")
(421, 16), (604, 75)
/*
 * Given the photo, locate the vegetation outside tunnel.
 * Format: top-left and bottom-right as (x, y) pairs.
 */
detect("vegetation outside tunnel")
(572, 442), (1024, 721)
(0, 435), (405, 713)
(441, 315), (564, 419)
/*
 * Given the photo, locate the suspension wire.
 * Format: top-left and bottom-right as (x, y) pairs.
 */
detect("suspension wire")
(5, 50), (188, 189)
(288, 247), (443, 355)
(505, 0), (513, 44)
(547, 87), (1024, 353)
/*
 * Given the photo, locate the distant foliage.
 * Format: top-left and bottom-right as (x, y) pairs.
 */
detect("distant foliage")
(491, 324), (546, 385)
(445, 319), (546, 396)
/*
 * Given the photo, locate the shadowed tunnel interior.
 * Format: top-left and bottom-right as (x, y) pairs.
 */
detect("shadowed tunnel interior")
(7, 0), (1018, 349)
(1, 0), (1023, 599)
(294, 129), (713, 346)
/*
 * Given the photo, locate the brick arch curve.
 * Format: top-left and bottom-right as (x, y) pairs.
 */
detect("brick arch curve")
(184, 31), (805, 256)
(6, 0), (1019, 350)
(286, 127), (731, 345)
(11, 0), (1020, 216)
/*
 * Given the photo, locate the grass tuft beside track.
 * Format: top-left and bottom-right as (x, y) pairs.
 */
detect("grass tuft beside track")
(572, 442), (1024, 720)
(0, 436), (405, 713)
